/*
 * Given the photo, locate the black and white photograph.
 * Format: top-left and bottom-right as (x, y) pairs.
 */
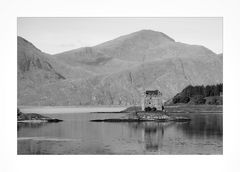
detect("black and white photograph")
(17, 17), (223, 155)
(2, 0), (240, 172)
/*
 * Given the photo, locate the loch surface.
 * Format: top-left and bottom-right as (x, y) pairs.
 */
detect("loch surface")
(17, 107), (222, 154)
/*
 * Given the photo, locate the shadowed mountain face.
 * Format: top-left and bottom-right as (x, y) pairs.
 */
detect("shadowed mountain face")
(17, 30), (223, 106)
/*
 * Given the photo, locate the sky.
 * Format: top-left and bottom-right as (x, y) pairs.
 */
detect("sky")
(17, 17), (222, 54)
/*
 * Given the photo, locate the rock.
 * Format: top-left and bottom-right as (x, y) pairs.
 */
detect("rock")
(17, 109), (63, 123)
(47, 118), (63, 122)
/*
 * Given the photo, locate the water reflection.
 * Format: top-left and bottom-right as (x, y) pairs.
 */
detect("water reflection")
(127, 122), (174, 151)
(175, 114), (223, 138)
(17, 122), (49, 131)
(18, 112), (223, 154)
(126, 113), (222, 152)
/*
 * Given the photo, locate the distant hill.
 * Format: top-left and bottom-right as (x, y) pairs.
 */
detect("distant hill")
(18, 30), (223, 106)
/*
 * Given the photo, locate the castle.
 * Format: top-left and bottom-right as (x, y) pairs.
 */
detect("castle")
(141, 90), (163, 111)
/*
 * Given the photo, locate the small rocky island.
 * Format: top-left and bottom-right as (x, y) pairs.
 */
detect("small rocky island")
(17, 109), (63, 123)
(91, 110), (191, 123)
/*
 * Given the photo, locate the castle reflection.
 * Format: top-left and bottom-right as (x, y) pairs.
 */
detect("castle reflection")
(128, 122), (174, 151)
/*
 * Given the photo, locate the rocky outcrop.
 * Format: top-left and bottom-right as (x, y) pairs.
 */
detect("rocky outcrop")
(17, 109), (63, 122)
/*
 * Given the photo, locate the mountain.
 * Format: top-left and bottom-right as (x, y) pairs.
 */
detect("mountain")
(94, 30), (175, 61)
(56, 30), (175, 62)
(18, 30), (223, 106)
(18, 36), (65, 82)
(53, 30), (175, 75)
(17, 36), (65, 97)
(18, 36), (66, 105)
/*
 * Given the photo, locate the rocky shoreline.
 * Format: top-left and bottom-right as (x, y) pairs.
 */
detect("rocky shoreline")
(90, 110), (191, 123)
(17, 109), (63, 123)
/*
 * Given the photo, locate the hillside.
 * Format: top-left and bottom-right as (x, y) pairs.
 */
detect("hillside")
(168, 84), (223, 105)
(17, 36), (65, 95)
(18, 30), (223, 106)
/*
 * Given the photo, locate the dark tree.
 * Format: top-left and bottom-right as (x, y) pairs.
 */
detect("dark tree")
(171, 83), (223, 105)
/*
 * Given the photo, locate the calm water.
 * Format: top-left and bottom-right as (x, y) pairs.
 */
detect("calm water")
(18, 107), (222, 154)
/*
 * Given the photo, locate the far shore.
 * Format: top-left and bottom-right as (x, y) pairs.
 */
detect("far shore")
(18, 106), (127, 114)
(18, 104), (222, 115)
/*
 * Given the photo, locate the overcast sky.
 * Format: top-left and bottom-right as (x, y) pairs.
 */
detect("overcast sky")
(18, 17), (222, 54)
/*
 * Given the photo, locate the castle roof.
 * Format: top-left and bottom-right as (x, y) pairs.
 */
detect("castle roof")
(145, 90), (161, 96)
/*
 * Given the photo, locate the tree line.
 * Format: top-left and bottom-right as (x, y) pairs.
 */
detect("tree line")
(172, 84), (223, 105)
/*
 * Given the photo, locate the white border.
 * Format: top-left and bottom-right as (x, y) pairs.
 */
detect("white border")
(1, 0), (240, 172)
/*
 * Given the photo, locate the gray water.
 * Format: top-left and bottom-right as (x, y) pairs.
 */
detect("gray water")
(17, 108), (222, 154)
